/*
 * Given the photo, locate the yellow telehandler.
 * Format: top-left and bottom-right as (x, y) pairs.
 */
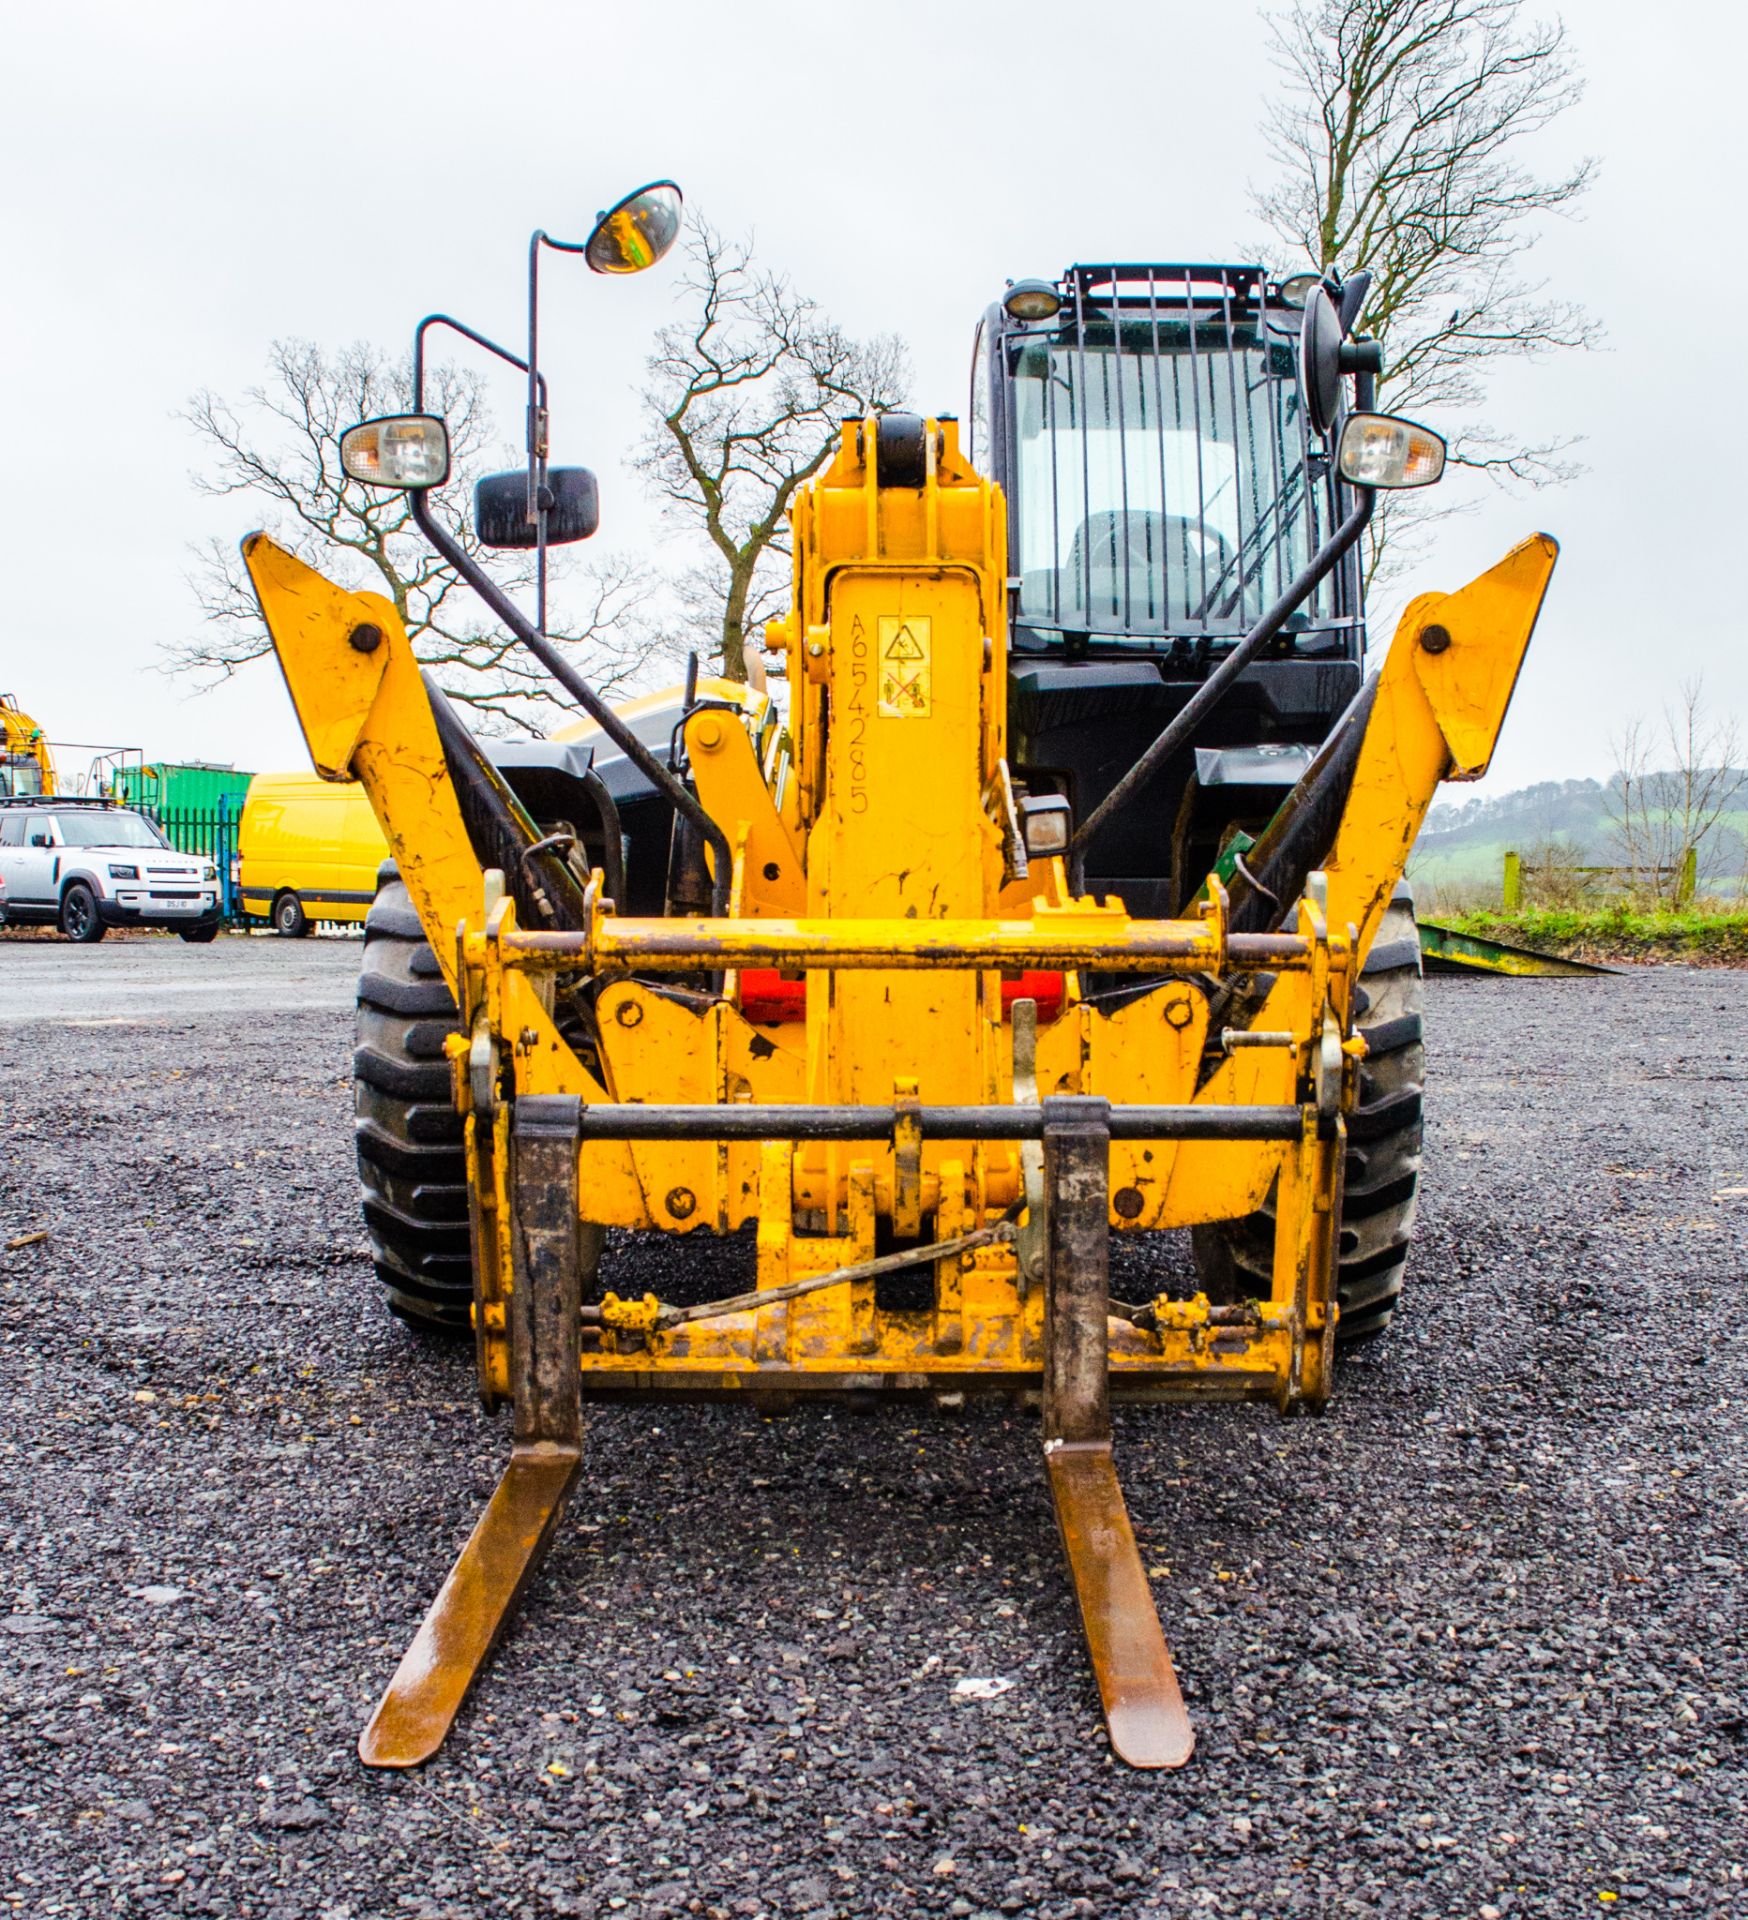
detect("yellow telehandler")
(241, 183), (1556, 1773)
(0, 695), (57, 798)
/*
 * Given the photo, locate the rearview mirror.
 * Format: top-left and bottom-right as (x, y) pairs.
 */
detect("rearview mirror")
(1336, 412), (1447, 490)
(474, 467), (600, 548)
(584, 181), (684, 275)
(340, 415), (451, 490)
(1299, 287), (1344, 438)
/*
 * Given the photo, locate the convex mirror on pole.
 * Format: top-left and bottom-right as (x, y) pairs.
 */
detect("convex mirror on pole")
(322, 179), (731, 916)
(521, 182), (685, 609)
(582, 181), (684, 276)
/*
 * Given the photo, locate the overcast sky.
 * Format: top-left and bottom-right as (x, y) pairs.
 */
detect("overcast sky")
(2, 0), (1741, 795)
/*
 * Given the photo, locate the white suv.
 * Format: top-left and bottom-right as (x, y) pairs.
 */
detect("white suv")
(0, 799), (221, 943)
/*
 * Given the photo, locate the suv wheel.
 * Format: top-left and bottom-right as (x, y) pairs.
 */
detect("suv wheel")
(272, 891), (309, 938)
(60, 883), (105, 944)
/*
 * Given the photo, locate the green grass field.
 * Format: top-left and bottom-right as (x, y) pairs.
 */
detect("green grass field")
(1432, 904), (1748, 965)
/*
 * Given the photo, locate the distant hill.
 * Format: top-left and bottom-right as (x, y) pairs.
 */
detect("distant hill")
(1410, 773), (1748, 908)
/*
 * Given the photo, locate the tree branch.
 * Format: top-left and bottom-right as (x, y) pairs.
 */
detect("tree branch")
(1254, 0), (1600, 581)
(172, 338), (667, 728)
(634, 215), (911, 679)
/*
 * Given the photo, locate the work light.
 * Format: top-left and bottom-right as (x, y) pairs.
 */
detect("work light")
(1019, 793), (1072, 857)
(1336, 412), (1446, 490)
(339, 415), (451, 491)
(1003, 278), (1063, 323)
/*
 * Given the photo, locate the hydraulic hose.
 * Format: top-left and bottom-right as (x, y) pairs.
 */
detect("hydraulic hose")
(580, 767), (627, 908)
(1223, 675), (1380, 935)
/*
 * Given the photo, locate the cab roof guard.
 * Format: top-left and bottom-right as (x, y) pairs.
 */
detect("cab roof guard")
(1065, 262), (1272, 310)
(0, 793), (131, 808)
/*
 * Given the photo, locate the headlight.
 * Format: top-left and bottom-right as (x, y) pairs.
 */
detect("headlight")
(339, 414), (451, 490)
(203, 865), (218, 882)
(1018, 794), (1073, 858)
(1002, 277), (1063, 323)
(107, 863), (138, 880)
(1335, 412), (1446, 489)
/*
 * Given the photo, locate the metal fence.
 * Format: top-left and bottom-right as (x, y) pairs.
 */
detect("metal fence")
(1503, 847), (1697, 910)
(145, 799), (242, 921)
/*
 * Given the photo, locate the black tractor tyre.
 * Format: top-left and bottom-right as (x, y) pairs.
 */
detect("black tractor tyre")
(353, 868), (473, 1329)
(272, 891), (310, 938)
(61, 883), (106, 944)
(1192, 886), (1425, 1345)
(179, 923), (220, 944)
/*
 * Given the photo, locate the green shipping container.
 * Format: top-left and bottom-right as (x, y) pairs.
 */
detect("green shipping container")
(113, 763), (256, 873)
(114, 762), (254, 815)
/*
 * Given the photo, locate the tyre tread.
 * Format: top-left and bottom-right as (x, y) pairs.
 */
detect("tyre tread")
(352, 877), (471, 1329)
(1193, 894), (1425, 1345)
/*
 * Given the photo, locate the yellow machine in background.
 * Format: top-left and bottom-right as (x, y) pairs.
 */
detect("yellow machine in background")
(241, 185), (1558, 1774)
(0, 695), (56, 797)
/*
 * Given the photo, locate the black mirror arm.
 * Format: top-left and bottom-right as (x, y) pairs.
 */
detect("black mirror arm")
(1066, 484), (1377, 893)
(414, 310), (561, 628)
(412, 314), (546, 418)
(526, 232), (589, 474)
(409, 490), (732, 915)
(525, 230), (603, 617)
(527, 236), (558, 525)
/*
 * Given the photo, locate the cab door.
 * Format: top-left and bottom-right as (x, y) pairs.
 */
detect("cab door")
(0, 811), (59, 907)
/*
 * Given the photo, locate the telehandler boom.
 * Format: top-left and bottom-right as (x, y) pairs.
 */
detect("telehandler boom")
(241, 184), (1557, 1771)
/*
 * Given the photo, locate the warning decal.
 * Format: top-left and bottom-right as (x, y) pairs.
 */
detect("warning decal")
(877, 616), (932, 718)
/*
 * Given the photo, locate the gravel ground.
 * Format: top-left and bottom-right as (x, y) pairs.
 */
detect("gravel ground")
(2, 940), (1745, 1918)
(0, 929), (358, 1025)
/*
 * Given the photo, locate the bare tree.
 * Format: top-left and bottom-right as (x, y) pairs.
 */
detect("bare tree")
(637, 221), (910, 681)
(172, 339), (667, 732)
(1606, 680), (1745, 906)
(1255, 0), (1599, 575)
(1515, 831), (1591, 910)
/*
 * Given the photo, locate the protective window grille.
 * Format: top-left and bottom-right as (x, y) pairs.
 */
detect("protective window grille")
(1011, 266), (1342, 643)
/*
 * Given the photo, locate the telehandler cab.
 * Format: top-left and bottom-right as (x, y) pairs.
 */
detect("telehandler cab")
(241, 181), (1557, 1772)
